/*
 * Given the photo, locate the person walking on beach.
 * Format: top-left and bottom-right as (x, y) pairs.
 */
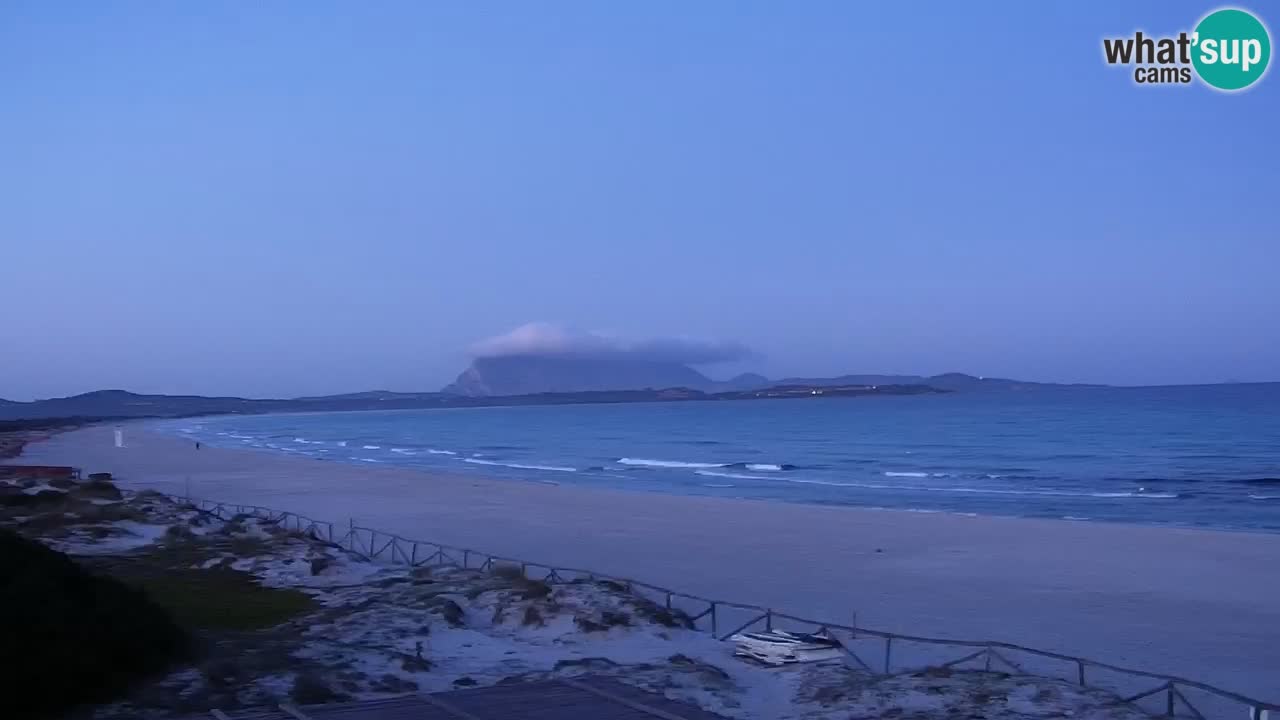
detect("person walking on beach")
(195, 441), (201, 450)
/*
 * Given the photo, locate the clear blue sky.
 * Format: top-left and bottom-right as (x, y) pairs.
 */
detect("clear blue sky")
(3, 1), (1277, 400)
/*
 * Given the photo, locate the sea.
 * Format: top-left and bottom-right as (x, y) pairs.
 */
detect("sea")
(153, 383), (1280, 532)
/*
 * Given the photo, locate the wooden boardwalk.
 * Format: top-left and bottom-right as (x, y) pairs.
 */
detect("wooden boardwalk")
(199, 677), (730, 720)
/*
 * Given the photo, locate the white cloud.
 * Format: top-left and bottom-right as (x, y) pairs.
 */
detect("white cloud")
(470, 322), (751, 365)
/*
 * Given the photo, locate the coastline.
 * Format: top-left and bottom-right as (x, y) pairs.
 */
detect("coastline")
(9, 423), (1280, 701)
(139, 389), (1280, 534)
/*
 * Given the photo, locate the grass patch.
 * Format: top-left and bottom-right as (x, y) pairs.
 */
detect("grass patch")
(490, 562), (553, 599)
(74, 503), (150, 524)
(518, 578), (552, 599)
(632, 598), (694, 629)
(427, 597), (466, 627)
(491, 563), (525, 581)
(12, 496), (315, 633)
(130, 570), (313, 631)
(522, 605), (544, 626)
(0, 489), (67, 509)
(574, 610), (632, 633)
(96, 554), (316, 632)
(73, 479), (123, 501)
(291, 672), (345, 705)
(228, 535), (273, 558)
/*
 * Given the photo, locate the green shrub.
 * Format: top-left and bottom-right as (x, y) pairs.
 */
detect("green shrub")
(74, 478), (123, 501)
(0, 489), (67, 508)
(0, 529), (189, 718)
(491, 563), (525, 581)
(115, 564), (315, 632)
(291, 672), (342, 705)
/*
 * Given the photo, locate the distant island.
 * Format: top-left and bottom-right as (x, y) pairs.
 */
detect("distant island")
(442, 354), (1101, 397)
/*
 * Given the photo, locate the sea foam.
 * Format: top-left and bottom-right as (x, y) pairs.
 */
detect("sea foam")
(695, 469), (770, 481)
(463, 458), (577, 473)
(618, 458), (724, 469)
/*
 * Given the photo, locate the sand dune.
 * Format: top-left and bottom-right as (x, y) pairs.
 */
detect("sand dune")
(11, 423), (1280, 702)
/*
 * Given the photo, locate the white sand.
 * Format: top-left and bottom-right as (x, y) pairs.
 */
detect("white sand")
(11, 424), (1280, 702)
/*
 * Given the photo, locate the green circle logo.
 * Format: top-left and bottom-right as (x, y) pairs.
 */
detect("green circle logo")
(1192, 8), (1271, 90)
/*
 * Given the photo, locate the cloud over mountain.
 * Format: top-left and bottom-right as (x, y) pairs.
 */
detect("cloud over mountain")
(469, 322), (751, 365)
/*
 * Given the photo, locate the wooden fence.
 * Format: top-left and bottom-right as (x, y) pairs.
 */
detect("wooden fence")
(170, 493), (1278, 720)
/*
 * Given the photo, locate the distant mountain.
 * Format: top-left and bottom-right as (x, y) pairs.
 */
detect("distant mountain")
(289, 390), (440, 402)
(3, 390), (277, 418)
(443, 356), (716, 396)
(770, 372), (1100, 392)
(719, 373), (771, 392)
(0, 383), (946, 422)
(439, 356), (1102, 398)
(0, 368), (1107, 421)
(0, 389), (444, 421)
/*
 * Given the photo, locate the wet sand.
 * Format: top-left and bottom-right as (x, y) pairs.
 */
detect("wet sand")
(11, 423), (1280, 701)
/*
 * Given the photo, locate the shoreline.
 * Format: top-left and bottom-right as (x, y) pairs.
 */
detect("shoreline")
(9, 423), (1280, 701)
(147, 413), (1280, 536)
(68, 417), (1280, 539)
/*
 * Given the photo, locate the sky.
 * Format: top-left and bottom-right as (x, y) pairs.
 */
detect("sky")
(2, 1), (1277, 400)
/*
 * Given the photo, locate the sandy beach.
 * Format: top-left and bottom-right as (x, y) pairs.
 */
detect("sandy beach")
(12, 423), (1280, 701)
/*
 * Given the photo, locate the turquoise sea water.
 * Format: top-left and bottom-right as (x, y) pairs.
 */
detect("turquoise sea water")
(155, 384), (1280, 531)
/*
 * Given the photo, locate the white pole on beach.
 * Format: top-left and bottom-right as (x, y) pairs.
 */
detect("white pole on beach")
(114, 427), (124, 448)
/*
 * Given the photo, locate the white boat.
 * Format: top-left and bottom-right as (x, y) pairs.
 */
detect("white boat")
(729, 629), (845, 666)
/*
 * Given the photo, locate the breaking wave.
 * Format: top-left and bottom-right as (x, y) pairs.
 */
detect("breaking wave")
(784, 477), (1180, 499)
(727, 462), (797, 471)
(463, 458), (577, 473)
(694, 469), (771, 481)
(618, 458), (725, 469)
(619, 458), (795, 471)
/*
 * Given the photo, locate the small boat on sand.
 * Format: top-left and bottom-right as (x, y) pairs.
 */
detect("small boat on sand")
(729, 629), (845, 666)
